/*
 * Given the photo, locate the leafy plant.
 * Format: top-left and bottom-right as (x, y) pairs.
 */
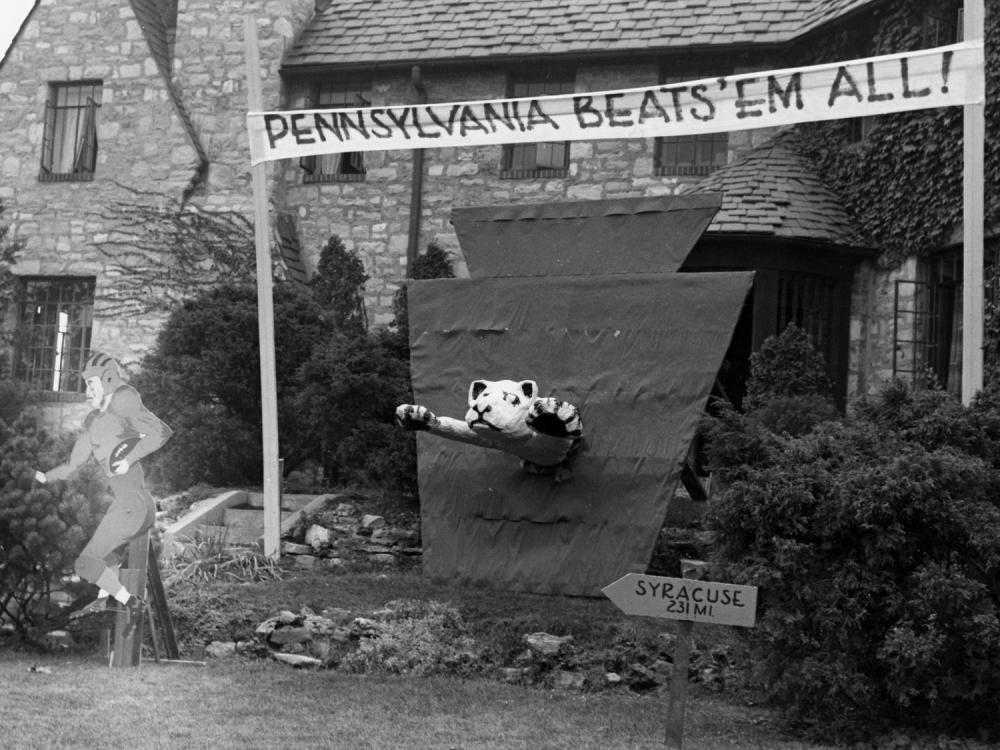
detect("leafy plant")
(707, 382), (1000, 741)
(162, 534), (283, 586)
(132, 282), (326, 488)
(0, 410), (108, 643)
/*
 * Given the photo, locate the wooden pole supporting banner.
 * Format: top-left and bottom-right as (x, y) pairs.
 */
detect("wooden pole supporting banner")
(244, 15), (282, 558)
(962, 0), (986, 405)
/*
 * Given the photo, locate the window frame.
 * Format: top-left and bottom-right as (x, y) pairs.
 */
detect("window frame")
(39, 81), (102, 182)
(654, 63), (729, 177)
(13, 277), (95, 400)
(893, 249), (963, 394)
(500, 69), (574, 179)
(299, 79), (371, 184)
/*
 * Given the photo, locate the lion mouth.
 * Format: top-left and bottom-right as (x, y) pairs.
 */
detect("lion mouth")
(468, 418), (501, 432)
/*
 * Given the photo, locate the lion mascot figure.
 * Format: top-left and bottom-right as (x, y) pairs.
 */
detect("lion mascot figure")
(396, 379), (582, 482)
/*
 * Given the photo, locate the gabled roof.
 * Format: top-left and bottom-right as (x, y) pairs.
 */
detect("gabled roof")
(284, 0), (881, 70)
(692, 135), (863, 247)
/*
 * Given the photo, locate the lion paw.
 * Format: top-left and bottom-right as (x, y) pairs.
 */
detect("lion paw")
(395, 404), (437, 431)
(525, 398), (582, 438)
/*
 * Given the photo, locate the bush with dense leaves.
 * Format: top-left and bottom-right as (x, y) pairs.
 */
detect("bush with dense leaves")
(0, 406), (107, 642)
(706, 384), (1000, 742)
(132, 283), (326, 488)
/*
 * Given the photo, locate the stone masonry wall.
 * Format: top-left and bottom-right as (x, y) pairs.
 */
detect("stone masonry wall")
(281, 58), (787, 326)
(0, 0), (312, 427)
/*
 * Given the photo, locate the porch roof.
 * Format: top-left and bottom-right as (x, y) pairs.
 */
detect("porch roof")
(284, 0), (881, 71)
(692, 135), (865, 248)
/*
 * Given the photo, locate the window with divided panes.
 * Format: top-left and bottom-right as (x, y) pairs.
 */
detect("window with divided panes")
(15, 278), (95, 396)
(501, 71), (574, 178)
(655, 65), (728, 176)
(894, 250), (963, 395)
(299, 80), (370, 182)
(40, 82), (101, 181)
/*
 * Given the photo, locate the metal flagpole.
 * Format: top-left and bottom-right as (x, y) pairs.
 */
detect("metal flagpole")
(244, 16), (282, 558)
(962, 0), (986, 404)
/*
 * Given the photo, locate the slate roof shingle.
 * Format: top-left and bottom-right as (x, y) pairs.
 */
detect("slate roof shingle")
(285, 0), (881, 69)
(692, 136), (864, 247)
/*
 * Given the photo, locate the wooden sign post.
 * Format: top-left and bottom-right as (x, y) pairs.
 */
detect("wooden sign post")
(603, 561), (758, 749)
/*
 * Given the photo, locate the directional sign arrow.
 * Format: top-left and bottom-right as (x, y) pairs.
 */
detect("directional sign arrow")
(602, 573), (757, 628)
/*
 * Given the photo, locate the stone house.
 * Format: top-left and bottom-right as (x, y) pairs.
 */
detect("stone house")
(0, 0), (973, 427)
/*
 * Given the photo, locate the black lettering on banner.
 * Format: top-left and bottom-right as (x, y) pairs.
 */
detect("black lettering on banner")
(368, 110), (394, 138)
(637, 90), (669, 124)
(604, 93), (634, 127)
(689, 84), (716, 121)
(459, 105), (489, 136)
(314, 112), (341, 142)
(574, 95), (603, 128)
(865, 62), (894, 102)
(483, 102), (519, 133)
(290, 113), (314, 144)
(694, 603), (711, 617)
(735, 77), (765, 119)
(828, 66), (863, 106)
(412, 109), (438, 139)
(660, 86), (687, 121)
(635, 579), (647, 596)
(426, 105), (460, 136)
(386, 108), (412, 139)
(901, 56), (930, 99)
(525, 99), (558, 131)
(768, 72), (804, 112)
(338, 110), (369, 140)
(264, 114), (289, 148)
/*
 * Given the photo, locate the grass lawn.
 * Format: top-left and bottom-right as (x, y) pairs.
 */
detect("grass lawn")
(0, 652), (834, 750)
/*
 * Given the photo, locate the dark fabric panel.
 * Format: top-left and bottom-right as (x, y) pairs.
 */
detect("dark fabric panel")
(451, 195), (722, 278)
(409, 272), (753, 595)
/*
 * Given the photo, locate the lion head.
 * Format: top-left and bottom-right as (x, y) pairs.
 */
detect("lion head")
(464, 379), (537, 438)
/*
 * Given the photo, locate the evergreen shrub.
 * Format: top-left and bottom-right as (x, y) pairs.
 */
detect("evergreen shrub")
(707, 379), (1000, 741)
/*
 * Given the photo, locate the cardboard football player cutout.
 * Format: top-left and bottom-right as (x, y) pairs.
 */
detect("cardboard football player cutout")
(35, 352), (172, 608)
(396, 378), (582, 481)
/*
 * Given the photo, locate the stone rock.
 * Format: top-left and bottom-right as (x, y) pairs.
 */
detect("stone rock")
(371, 553), (397, 566)
(304, 524), (332, 550)
(206, 641), (238, 658)
(303, 615), (337, 636)
(268, 626), (312, 646)
(321, 607), (352, 623)
(272, 652), (322, 668)
(524, 632), (573, 657)
(361, 514), (386, 529)
(652, 659), (674, 681)
(334, 502), (358, 517)
(555, 670), (586, 690)
(326, 557), (346, 570)
(282, 542), (312, 555)
(605, 672), (623, 686)
(277, 610), (299, 625)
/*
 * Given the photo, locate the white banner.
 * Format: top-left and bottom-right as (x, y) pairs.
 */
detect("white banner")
(247, 42), (983, 165)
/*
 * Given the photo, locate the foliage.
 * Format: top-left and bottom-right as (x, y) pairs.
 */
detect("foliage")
(739, 323), (838, 436)
(290, 329), (414, 489)
(162, 535), (283, 586)
(133, 283), (326, 488)
(310, 234), (369, 335)
(706, 381), (1000, 741)
(0, 408), (107, 642)
(291, 239), (455, 490)
(789, 0), (1000, 266)
(341, 599), (480, 676)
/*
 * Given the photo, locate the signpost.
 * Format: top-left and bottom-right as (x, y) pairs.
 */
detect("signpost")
(603, 561), (758, 749)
